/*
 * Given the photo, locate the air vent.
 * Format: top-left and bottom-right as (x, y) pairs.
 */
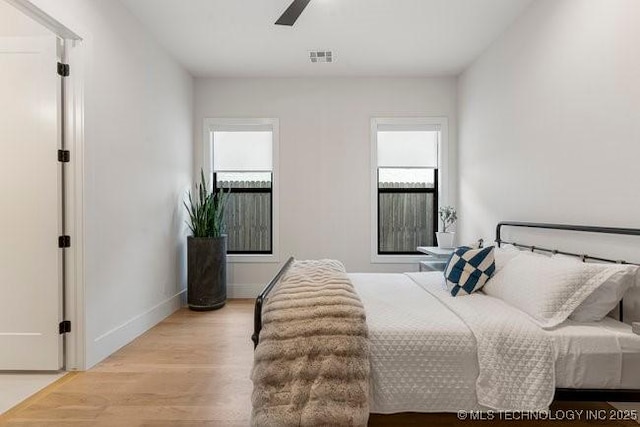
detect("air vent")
(309, 50), (333, 63)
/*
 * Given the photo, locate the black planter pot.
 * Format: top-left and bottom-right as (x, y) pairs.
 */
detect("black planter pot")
(187, 235), (227, 311)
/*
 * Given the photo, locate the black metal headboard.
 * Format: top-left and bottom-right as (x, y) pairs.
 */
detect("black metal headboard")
(495, 221), (640, 323)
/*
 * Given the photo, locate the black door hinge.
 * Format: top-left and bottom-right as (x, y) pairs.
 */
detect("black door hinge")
(58, 150), (70, 163)
(59, 320), (71, 334)
(58, 235), (71, 248)
(57, 62), (70, 77)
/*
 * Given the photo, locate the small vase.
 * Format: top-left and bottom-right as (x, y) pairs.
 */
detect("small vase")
(436, 232), (456, 249)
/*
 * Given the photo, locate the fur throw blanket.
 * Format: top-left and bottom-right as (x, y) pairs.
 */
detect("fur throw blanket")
(251, 260), (370, 427)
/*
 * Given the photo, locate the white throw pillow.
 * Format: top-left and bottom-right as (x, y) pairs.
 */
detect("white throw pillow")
(484, 253), (628, 328)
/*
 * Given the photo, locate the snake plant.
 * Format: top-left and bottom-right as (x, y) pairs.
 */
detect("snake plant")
(184, 169), (229, 238)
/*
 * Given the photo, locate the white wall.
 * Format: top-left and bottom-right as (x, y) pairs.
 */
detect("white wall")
(458, 0), (640, 320)
(195, 77), (457, 296)
(29, 0), (194, 368)
(458, 0), (640, 241)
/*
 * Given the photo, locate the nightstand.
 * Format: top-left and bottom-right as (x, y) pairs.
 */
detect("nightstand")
(417, 246), (455, 272)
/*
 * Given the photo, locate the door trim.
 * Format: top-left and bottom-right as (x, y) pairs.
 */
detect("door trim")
(5, 1), (87, 370)
(62, 37), (86, 371)
(5, 0), (82, 40)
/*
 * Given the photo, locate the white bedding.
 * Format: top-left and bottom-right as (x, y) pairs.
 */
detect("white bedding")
(349, 273), (479, 413)
(549, 317), (640, 388)
(408, 272), (555, 411)
(350, 271), (640, 414)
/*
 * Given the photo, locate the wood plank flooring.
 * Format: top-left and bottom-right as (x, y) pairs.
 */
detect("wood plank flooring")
(1, 300), (637, 426)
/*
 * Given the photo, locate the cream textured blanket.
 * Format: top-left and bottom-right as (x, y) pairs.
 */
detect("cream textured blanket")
(251, 260), (370, 427)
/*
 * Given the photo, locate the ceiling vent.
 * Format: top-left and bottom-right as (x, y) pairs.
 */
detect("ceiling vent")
(309, 50), (333, 63)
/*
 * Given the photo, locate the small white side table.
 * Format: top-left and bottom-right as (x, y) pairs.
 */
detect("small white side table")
(417, 246), (455, 272)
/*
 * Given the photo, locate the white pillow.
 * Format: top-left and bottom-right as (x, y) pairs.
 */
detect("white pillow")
(494, 244), (549, 273)
(550, 254), (638, 322)
(484, 252), (628, 328)
(570, 267), (637, 321)
(494, 244), (521, 273)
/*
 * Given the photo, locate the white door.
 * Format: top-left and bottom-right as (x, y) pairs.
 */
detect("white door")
(0, 36), (63, 370)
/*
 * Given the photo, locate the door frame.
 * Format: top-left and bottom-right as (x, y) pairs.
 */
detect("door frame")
(6, 0), (86, 370)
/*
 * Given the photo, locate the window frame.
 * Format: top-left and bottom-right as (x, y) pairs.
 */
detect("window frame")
(370, 117), (449, 264)
(203, 118), (280, 263)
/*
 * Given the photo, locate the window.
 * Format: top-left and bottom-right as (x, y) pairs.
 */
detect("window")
(204, 118), (279, 262)
(371, 118), (448, 263)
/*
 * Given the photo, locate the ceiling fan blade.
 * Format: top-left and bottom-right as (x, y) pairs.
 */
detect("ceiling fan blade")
(275, 0), (311, 26)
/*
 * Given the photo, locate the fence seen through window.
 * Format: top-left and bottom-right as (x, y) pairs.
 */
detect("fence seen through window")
(378, 167), (438, 254)
(214, 172), (272, 254)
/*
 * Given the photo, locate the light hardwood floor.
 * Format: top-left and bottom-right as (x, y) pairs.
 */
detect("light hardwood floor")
(1, 300), (637, 426)
(0, 301), (256, 426)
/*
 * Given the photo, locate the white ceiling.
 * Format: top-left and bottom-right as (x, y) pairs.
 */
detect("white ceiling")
(121, 0), (533, 78)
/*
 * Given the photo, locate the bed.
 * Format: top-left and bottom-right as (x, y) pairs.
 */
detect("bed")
(251, 221), (640, 419)
(350, 271), (640, 413)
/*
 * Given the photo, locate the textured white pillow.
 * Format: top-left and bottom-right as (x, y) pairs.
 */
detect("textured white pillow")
(494, 244), (520, 273)
(550, 254), (638, 322)
(494, 245), (549, 273)
(570, 266), (638, 322)
(484, 253), (627, 328)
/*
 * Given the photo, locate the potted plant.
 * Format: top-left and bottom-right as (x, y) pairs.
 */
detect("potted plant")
(184, 170), (229, 311)
(436, 206), (457, 249)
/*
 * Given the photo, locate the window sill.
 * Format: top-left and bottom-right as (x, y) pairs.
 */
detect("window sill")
(227, 254), (280, 264)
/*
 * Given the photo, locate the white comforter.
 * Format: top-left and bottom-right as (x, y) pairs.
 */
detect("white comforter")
(350, 272), (555, 413)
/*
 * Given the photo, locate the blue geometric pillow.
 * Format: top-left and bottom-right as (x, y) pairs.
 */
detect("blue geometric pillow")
(444, 246), (496, 296)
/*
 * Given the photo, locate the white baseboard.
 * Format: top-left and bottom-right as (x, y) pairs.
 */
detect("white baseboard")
(88, 290), (186, 368)
(228, 283), (264, 299)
